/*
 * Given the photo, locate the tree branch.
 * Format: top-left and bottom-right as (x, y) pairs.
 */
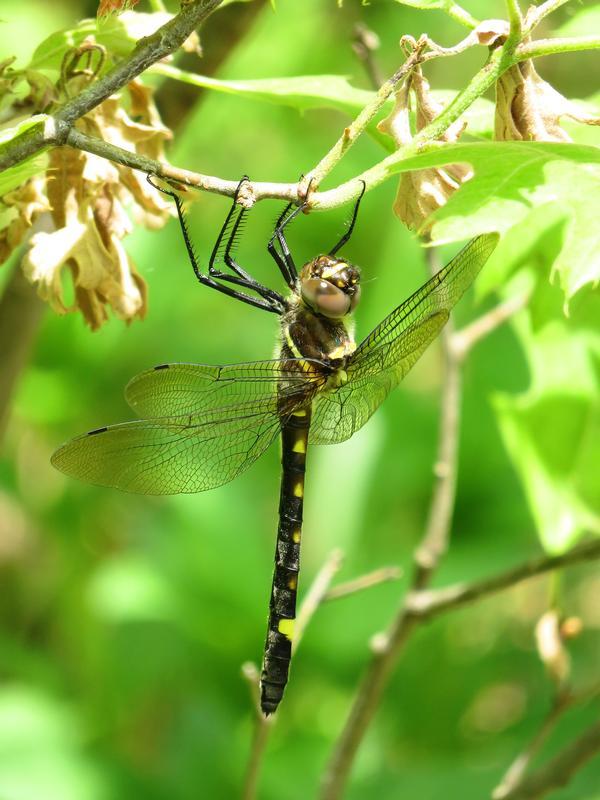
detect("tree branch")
(308, 43), (427, 189)
(493, 683), (600, 799)
(524, 0), (573, 34)
(450, 291), (530, 362)
(320, 245), (463, 800)
(516, 36), (600, 61)
(406, 539), (600, 620)
(325, 566), (402, 602)
(0, 0), (224, 172)
(496, 719), (600, 800)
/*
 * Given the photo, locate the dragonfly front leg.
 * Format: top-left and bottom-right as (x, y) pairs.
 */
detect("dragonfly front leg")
(260, 405), (312, 715)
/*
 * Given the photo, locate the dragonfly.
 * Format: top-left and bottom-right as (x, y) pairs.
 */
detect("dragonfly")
(52, 175), (498, 715)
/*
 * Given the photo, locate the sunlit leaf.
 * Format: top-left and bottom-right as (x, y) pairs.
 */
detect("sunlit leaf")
(385, 140), (600, 300)
(493, 280), (600, 553)
(29, 11), (176, 71)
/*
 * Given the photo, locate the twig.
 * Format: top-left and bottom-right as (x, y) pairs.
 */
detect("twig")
(524, 0), (573, 34)
(320, 245), (463, 800)
(352, 24), (384, 90)
(295, 549), (344, 645)
(444, 2), (479, 30)
(415, 246), (461, 579)
(496, 719), (600, 800)
(308, 43), (427, 189)
(325, 566), (402, 602)
(505, 0), (523, 44)
(516, 36), (600, 60)
(406, 539), (600, 619)
(493, 682), (600, 799)
(450, 290), (530, 361)
(0, 0), (224, 172)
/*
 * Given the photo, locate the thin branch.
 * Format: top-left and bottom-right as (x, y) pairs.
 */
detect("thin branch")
(353, 24), (384, 90)
(406, 539), (600, 620)
(295, 550), (344, 645)
(496, 719), (600, 800)
(414, 245), (461, 579)
(524, 0), (573, 34)
(0, 0), (224, 172)
(445, 2), (479, 30)
(325, 566), (402, 602)
(308, 43), (427, 188)
(450, 290), (530, 361)
(505, 0), (523, 44)
(516, 36), (600, 61)
(493, 683), (600, 799)
(65, 128), (303, 201)
(320, 245), (463, 800)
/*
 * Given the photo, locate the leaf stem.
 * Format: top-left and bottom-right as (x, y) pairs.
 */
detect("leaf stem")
(446, 2), (479, 30)
(516, 35), (600, 60)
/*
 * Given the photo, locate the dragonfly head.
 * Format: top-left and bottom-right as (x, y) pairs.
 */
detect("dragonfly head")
(299, 255), (361, 319)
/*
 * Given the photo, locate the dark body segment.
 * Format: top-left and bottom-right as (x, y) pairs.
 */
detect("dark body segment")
(259, 291), (356, 714)
(260, 407), (311, 714)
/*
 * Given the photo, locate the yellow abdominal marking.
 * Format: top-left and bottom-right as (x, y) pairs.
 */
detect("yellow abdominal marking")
(292, 408), (307, 418)
(278, 618), (295, 641)
(292, 529), (301, 543)
(293, 481), (304, 498)
(287, 576), (297, 590)
(292, 435), (307, 454)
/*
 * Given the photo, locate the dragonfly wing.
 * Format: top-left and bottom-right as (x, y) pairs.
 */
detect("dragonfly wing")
(125, 360), (324, 419)
(311, 311), (448, 444)
(310, 232), (499, 445)
(54, 360), (325, 494)
(355, 234), (498, 356)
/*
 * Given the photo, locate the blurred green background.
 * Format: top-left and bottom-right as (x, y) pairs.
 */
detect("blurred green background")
(0, 1), (599, 798)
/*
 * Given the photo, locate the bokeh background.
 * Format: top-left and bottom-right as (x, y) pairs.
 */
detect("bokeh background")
(0, 1), (598, 798)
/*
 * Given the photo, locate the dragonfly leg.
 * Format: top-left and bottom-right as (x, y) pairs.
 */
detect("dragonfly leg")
(329, 180), (366, 256)
(147, 174), (285, 314)
(267, 201), (298, 289)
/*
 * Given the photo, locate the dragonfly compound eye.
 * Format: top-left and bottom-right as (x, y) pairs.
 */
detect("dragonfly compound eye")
(301, 277), (352, 318)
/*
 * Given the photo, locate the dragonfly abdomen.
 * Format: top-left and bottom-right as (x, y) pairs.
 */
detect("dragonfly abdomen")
(260, 406), (311, 715)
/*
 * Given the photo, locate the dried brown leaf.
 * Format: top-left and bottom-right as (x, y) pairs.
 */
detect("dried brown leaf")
(495, 60), (600, 142)
(535, 610), (571, 687)
(378, 67), (472, 234)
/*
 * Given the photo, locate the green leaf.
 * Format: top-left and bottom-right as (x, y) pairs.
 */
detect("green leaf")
(152, 65), (376, 115)
(493, 279), (600, 553)
(0, 116), (48, 196)
(29, 11), (172, 71)
(152, 65), (495, 144)
(385, 140), (600, 300)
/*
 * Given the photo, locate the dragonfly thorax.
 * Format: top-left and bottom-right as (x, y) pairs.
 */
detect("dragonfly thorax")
(299, 255), (361, 319)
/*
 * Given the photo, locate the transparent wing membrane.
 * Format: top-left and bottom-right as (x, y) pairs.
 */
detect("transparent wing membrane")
(53, 360), (326, 494)
(310, 234), (498, 444)
(52, 235), (499, 493)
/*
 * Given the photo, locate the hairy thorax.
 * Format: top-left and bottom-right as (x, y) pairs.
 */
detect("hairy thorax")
(279, 295), (356, 397)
